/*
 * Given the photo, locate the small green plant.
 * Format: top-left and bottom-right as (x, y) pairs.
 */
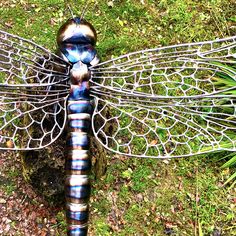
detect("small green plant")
(209, 62), (236, 188)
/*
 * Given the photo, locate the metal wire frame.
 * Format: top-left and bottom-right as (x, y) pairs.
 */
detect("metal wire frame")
(0, 29), (236, 158)
(0, 30), (70, 150)
(90, 36), (236, 158)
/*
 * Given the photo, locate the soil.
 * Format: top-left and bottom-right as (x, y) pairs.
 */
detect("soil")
(0, 151), (65, 236)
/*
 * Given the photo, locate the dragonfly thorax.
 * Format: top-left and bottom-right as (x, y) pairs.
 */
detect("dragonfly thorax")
(70, 61), (90, 84)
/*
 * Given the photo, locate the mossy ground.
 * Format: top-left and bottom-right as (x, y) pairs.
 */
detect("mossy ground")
(0, 1), (235, 235)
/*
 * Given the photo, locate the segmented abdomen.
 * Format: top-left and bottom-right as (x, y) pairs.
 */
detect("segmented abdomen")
(66, 99), (93, 236)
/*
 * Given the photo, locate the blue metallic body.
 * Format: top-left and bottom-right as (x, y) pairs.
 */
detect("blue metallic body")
(66, 159), (91, 171)
(67, 101), (93, 114)
(68, 82), (91, 101)
(57, 16), (99, 236)
(60, 44), (97, 64)
(67, 133), (89, 148)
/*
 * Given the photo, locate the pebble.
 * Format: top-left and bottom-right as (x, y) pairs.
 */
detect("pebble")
(0, 198), (6, 204)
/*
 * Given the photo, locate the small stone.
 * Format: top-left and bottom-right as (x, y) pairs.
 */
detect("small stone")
(107, 1), (114, 7)
(164, 228), (175, 235)
(212, 229), (221, 236)
(136, 193), (143, 201)
(0, 198), (6, 204)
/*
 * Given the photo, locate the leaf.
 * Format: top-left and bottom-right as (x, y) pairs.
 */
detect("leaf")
(198, 221), (203, 236)
(221, 154), (236, 168)
(118, 20), (124, 27)
(223, 171), (236, 188)
(35, 7), (41, 12)
(122, 169), (133, 179)
(150, 140), (158, 145)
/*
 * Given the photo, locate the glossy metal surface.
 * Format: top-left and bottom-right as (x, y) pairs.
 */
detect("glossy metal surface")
(63, 19), (99, 233)
(57, 17), (97, 65)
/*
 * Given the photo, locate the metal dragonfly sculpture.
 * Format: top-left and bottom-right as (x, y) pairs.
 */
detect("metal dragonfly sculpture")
(1, 9), (236, 236)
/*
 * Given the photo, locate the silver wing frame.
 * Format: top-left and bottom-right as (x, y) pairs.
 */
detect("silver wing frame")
(90, 36), (236, 158)
(0, 30), (70, 150)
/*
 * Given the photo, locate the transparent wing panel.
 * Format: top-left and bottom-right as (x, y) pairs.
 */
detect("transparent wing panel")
(91, 95), (236, 158)
(90, 36), (236, 97)
(0, 30), (70, 85)
(0, 94), (67, 150)
(0, 31), (70, 150)
(90, 36), (236, 158)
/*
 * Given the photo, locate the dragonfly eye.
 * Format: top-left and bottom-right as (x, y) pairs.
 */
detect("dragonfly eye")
(57, 18), (97, 46)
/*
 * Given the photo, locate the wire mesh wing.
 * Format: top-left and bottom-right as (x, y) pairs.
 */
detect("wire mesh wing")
(90, 36), (236, 158)
(0, 30), (70, 150)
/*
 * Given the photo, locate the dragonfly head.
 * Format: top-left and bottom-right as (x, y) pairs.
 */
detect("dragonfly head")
(57, 17), (97, 47)
(57, 17), (99, 65)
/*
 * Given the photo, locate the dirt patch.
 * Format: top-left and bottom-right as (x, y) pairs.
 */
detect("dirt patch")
(0, 151), (65, 235)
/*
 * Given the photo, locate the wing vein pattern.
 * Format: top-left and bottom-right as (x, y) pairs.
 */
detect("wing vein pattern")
(90, 36), (236, 158)
(0, 30), (70, 150)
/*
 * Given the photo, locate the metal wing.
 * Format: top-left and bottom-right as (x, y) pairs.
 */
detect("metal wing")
(90, 36), (236, 158)
(0, 30), (70, 150)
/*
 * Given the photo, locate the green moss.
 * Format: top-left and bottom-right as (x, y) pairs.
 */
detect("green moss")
(1, 0), (235, 235)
